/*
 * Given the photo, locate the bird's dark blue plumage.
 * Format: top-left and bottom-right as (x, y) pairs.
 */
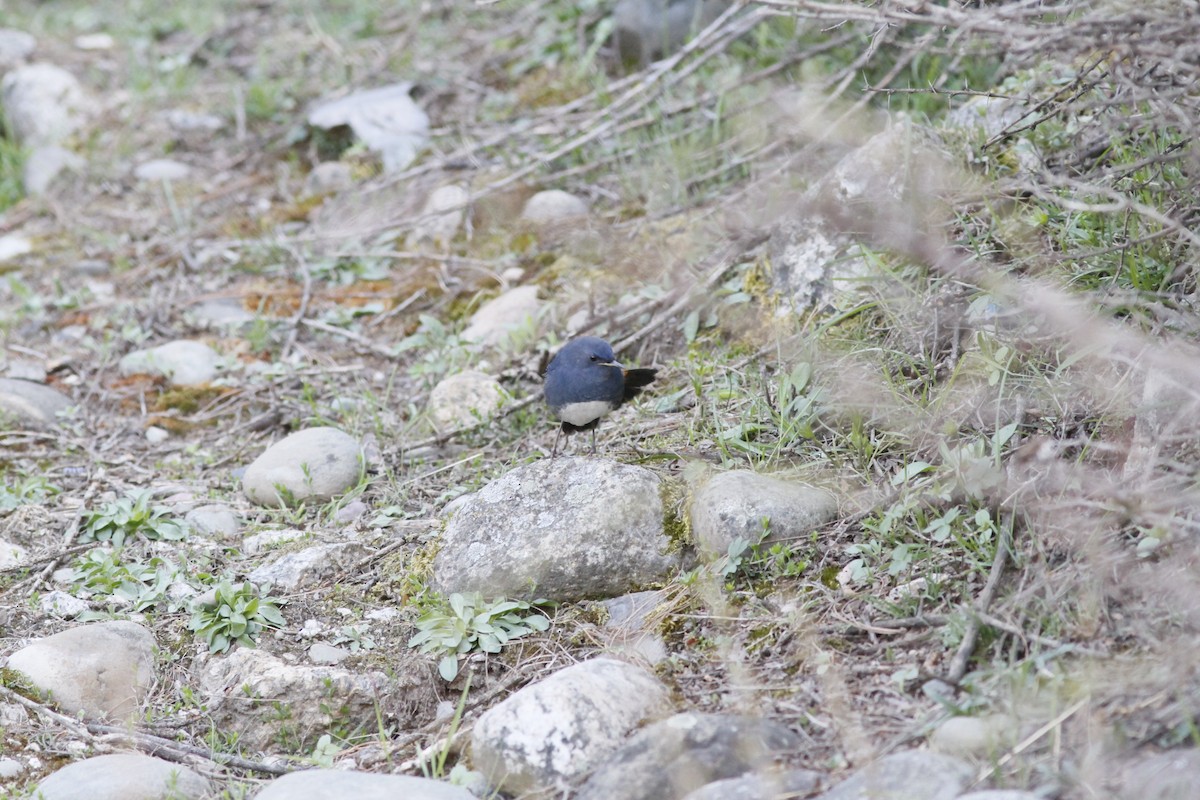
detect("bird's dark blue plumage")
(543, 336), (656, 455)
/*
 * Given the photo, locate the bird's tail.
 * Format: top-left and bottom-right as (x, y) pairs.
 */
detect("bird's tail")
(622, 368), (658, 401)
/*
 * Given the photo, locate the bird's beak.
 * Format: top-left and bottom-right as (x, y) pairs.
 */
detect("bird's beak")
(604, 358), (625, 369)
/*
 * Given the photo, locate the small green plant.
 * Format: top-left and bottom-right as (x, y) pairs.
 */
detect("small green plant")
(188, 579), (287, 654)
(80, 489), (188, 549)
(71, 548), (180, 613)
(331, 624), (376, 653)
(409, 592), (551, 681)
(0, 475), (59, 511)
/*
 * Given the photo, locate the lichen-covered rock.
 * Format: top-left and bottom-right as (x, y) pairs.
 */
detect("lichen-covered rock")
(690, 470), (838, 556)
(433, 457), (679, 602)
(6, 621), (156, 721)
(252, 769), (475, 800)
(471, 657), (672, 795)
(427, 370), (505, 432)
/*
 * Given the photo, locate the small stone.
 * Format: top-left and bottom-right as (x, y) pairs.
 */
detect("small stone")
(187, 298), (255, 328)
(0, 29), (36, 68)
(929, 714), (1019, 759)
(6, 621), (157, 721)
(427, 370), (505, 432)
(73, 33), (115, 50)
(119, 339), (221, 386)
(412, 184), (470, 244)
(23, 145), (84, 195)
(472, 657), (673, 795)
(1, 63), (93, 146)
(40, 591), (88, 619)
(242, 427), (363, 507)
(0, 377), (73, 425)
(0, 538), (28, 568)
(689, 470), (838, 557)
(460, 285), (542, 347)
(134, 158), (192, 182)
(145, 426), (169, 444)
(304, 161), (354, 196)
(185, 504), (240, 539)
(1118, 748), (1200, 800)
(521, 189), (589, 223)
(334, 499), (368, 523)
(599, 590), (669, 665)
(0, 757), (22, 779)
(33, 753), (211, 800)
(164, 109), (224, 132)
(0, 234), (33, 262)
(309, 642), (350, 665)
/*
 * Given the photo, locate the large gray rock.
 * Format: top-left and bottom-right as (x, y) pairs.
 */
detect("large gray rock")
(184, 503), (240, 540)
(815, 751), (972, 800)
(253, 769), (474, 800)
(242, 427), (363, 507)
(1, 63), (93, 146)
(34, 753), (212, 800)
(119, 339), (222, 386)
(472, 657), (672, 795)
(521, 189), (589, 223)
(460, 285), (541, 347)
(433, 457), (679, 601)
(577, 712), (805, 800)
(198, 647), (437, 753)
(689, 470), (838, 556)
(769, 123), (947, 310)
(6, 621), (156, 721)
(427, 369), (505, 432)
(0, 377), (72, 426)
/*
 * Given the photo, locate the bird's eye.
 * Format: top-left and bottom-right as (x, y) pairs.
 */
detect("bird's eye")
(590, 354), (599, 361)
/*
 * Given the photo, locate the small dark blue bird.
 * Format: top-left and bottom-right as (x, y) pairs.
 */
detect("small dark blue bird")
(543, 336), (657, 455)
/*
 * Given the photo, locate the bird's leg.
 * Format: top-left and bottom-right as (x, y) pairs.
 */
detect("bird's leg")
(552, 427), (563, 458)
(590, 427), (597, 455)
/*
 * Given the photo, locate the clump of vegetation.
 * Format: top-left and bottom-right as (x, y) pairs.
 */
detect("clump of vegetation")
(80, 489), (188, 549)
(187, 579), (287, 654)
(409, 592), (551, 680)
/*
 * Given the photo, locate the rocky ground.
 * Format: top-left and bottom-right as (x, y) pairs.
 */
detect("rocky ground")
(3, 2), (1200, 799)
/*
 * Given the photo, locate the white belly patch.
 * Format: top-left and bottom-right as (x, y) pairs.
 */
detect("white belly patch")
(556, 400), (615, 427)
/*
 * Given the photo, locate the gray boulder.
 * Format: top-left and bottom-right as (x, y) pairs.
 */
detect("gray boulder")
(690, 469), (838, 556)
(198, 647), (438, 753)
(427, 369), (505, 432)
(6, 621), (156, 721)
(577, 711), (805, 800)
(242, 427), (363, 507)
(472, 657), (672, 795)
(460, 285), (541, 347)
(433, 457), (679, 601)
(34, 753), (211, 800)
(118, 339), (222, 386)
(682, 769), (825, 800)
